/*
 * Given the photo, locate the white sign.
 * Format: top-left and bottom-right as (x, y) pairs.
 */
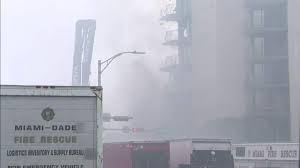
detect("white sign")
(193, 142), (231, 151)
(1, 96), (97, 168)
(233, 143), (300, 161)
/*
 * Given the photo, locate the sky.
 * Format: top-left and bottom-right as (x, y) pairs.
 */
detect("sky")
(1, 0), (173, 118)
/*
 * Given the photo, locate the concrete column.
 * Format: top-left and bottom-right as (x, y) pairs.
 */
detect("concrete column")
(288, 0), (300, 143)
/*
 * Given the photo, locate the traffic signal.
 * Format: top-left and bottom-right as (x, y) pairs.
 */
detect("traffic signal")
(102, 113), (112, 122)
(102, 113), (133, 122)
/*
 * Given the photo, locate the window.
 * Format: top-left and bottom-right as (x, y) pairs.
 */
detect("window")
(235, 147), (246, 157)
(254, 64), (265, 81)
(255, 91), (272, 110)
(254, 37), (264, 57)
(253, 9), (264, 27)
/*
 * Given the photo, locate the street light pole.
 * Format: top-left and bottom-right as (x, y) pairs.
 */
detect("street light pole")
(97, 59), (102, 168)
(96, 50), (145, 168)
(98, 60), (102, 87)
(98, 51), (146, 86)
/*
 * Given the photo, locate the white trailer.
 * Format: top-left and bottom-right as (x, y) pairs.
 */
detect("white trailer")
(0, 85), (102, 168)
(232, 143), (299, 168)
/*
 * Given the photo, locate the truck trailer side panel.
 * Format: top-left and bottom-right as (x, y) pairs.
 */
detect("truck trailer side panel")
(131, 142), (169, 168)
(232, 143), (299, 168)
(104, 143), (133, 168)
(170, 140), (192, 168)
(0, 85), (101, 168)
(104, 141), (169, 168)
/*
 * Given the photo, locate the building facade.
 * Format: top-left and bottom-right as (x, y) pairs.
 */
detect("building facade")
(161, 0), (298, 142)
(244, 0), (290, 142)
(160, 0), (194, 135)
(288, 0), (300, 143)
(191, 0), (247, 140)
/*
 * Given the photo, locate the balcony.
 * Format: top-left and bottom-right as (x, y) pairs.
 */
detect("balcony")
(249, 111), (288, 121)
(248, 80), (289, 90)
(163, 30), (191, 46)
(245, 0), (287, 8)
(160, 55), (178, 72)
(160, 3), (178, 21)
(247, 25), (288, 36)
(248, 56), (288, 63)
(163, 30), (178, 46)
